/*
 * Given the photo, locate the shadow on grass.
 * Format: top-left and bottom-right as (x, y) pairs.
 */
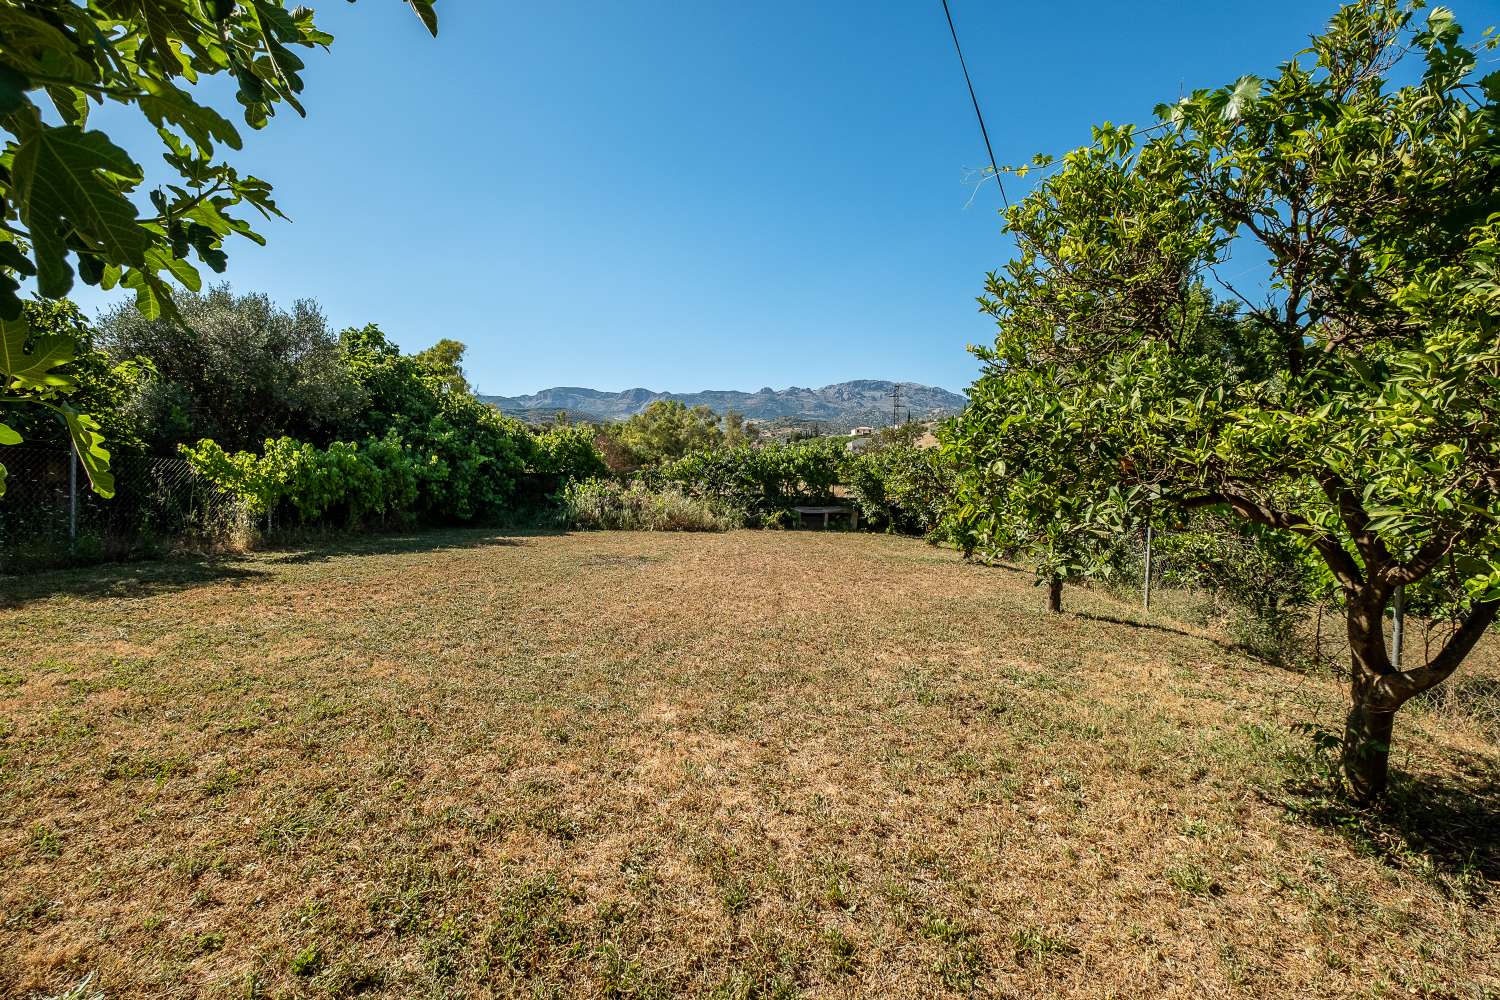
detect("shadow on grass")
(261, 526), (557, 565)
(1071, 609), (1206, 641)
(1276, 743), (1500, 900)
(0, 555), (267, 608)
(1, 527), (567, 605)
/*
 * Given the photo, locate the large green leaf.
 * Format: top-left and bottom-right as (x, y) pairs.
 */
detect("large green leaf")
(139, 81), (243, 155)
(11, 125), (150, 297)
(1222, 75), (1261, 121)
(62, 404), (114, 498)
(407, 0), (439, 37)
(0, 422), (21, 445)
(0, 313), (78, 387)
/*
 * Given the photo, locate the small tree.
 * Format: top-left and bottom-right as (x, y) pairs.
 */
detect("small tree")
(608, 400), (724, 467)
(413, 338), (470, 396)
(0, 0), (438, 494)
(947, 0), (1500, 801)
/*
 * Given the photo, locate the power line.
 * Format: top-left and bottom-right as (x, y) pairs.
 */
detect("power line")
(940, 0), (1008, 209)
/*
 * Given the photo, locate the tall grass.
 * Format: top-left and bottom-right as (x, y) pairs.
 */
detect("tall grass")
(558, 478), (742, 532)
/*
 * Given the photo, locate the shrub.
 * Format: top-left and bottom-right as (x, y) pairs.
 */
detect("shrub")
(844, 442), (954, 539)
(181, 419), (534, 531)
(532, 425), (608, 483)
(558, 479), (741, 532)
(653, 438), (845, 522)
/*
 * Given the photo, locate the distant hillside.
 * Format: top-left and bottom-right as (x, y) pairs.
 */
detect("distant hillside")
(479, 380), (966, 426)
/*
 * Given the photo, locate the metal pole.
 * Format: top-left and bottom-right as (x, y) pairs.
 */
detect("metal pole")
(1390, 584), (1405, 670)
(1143, 523), (1153, 612)
(69, 450), (78, 545)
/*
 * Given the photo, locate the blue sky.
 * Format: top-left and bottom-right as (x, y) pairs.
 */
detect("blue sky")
(71, 1), (1384, 395)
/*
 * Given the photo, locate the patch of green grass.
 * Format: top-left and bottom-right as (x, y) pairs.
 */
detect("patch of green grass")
(290, 944), (324, 977)
(1011, 924), (1079, 964)
(1164, 861), (1224, 897)
(28, 823), (61, 858)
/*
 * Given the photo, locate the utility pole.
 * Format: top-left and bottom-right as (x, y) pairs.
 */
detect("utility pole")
(890, 384), (904, 427)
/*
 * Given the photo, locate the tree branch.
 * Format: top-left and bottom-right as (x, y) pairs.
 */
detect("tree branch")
(1380, 599), (1500, 704)
(1219, 489), (1365, 590)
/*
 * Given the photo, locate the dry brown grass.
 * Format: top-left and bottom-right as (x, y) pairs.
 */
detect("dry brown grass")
(1, 529), (1496, 999)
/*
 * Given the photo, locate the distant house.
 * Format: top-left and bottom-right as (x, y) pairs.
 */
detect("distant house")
(849, 426), (874, 437)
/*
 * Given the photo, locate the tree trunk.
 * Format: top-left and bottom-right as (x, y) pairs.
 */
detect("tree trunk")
(1342, 698), (1395, 804)
(1045, 575), (1063, 614)
(1343, 595), (1396, 803)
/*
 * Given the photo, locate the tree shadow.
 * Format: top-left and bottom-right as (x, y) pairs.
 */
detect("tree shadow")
(1276, 744), (1500, 899)
(0, 555), (268, 609)
(1, 528), (568, 605)
(261, 526), (555, 565)
(1070, 609), (1208, 641)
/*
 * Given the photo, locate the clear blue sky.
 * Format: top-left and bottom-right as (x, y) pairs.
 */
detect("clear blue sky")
(70, 1), (1386, 395)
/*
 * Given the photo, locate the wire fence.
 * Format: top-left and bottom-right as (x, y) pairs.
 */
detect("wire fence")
(0, 447), (234, 574)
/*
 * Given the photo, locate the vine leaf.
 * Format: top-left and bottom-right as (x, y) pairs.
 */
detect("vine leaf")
(1222, 75), (1261, 121)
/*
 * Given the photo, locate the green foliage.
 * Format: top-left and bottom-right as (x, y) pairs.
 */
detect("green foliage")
(0, 299), (114, 495)
(653, 438), (846, 522)
(844, 440), (954, 539)
(721, 409), (760, 449)
(606, 400), (723, 468)
(1154, 512), (1329, 662)
(183, 433), (419, 528)
(557, 478), (741, 532)
(531, 424), (608, 483)
(336, 325), (535, 522)
(412, 338), (470, 397)
(945, 0), (1500, 795)
(181, 406), (535, 530)
(96, 286), (359, 453)
(0, 0), (437, 499)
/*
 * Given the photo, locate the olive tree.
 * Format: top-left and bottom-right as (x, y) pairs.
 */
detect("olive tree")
(946, 0), (1500, 802)
(0, 0), (438, 494)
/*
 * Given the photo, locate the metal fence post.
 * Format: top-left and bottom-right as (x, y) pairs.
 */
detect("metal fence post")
(1390, 584), (1405, 670)
(1143, 523), (1153, 613)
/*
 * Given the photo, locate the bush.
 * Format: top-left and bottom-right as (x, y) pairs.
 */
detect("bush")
(652, 438), (845, 522)
(181, 416), (538, 531)
(532, 425), (609, 483)
(181, 435), (422, 528)
(558, 479), (741, 532)
(844, 442), (954, 538)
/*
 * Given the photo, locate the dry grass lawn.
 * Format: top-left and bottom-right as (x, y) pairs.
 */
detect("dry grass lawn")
(1, 529), (1497, 999)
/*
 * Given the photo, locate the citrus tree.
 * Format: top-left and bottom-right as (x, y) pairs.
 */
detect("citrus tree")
(0, 0), (438, 495)
(946, 0), (1500, 801)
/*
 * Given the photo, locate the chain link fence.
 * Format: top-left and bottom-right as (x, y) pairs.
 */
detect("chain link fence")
(0, 447), (235, 574)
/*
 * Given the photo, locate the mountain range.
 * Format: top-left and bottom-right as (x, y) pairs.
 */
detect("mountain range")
(478, 380), (967, 426)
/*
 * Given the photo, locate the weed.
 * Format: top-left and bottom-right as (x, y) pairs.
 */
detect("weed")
(290, 945), (324, 977)
(1165, 862), (1224, 897)
(28, 823), (62, 858)
(1011, 924), (1079, 964)
(822, 927), (857, 975)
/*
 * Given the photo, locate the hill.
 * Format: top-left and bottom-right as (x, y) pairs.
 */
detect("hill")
(478, 379), (966, 426)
